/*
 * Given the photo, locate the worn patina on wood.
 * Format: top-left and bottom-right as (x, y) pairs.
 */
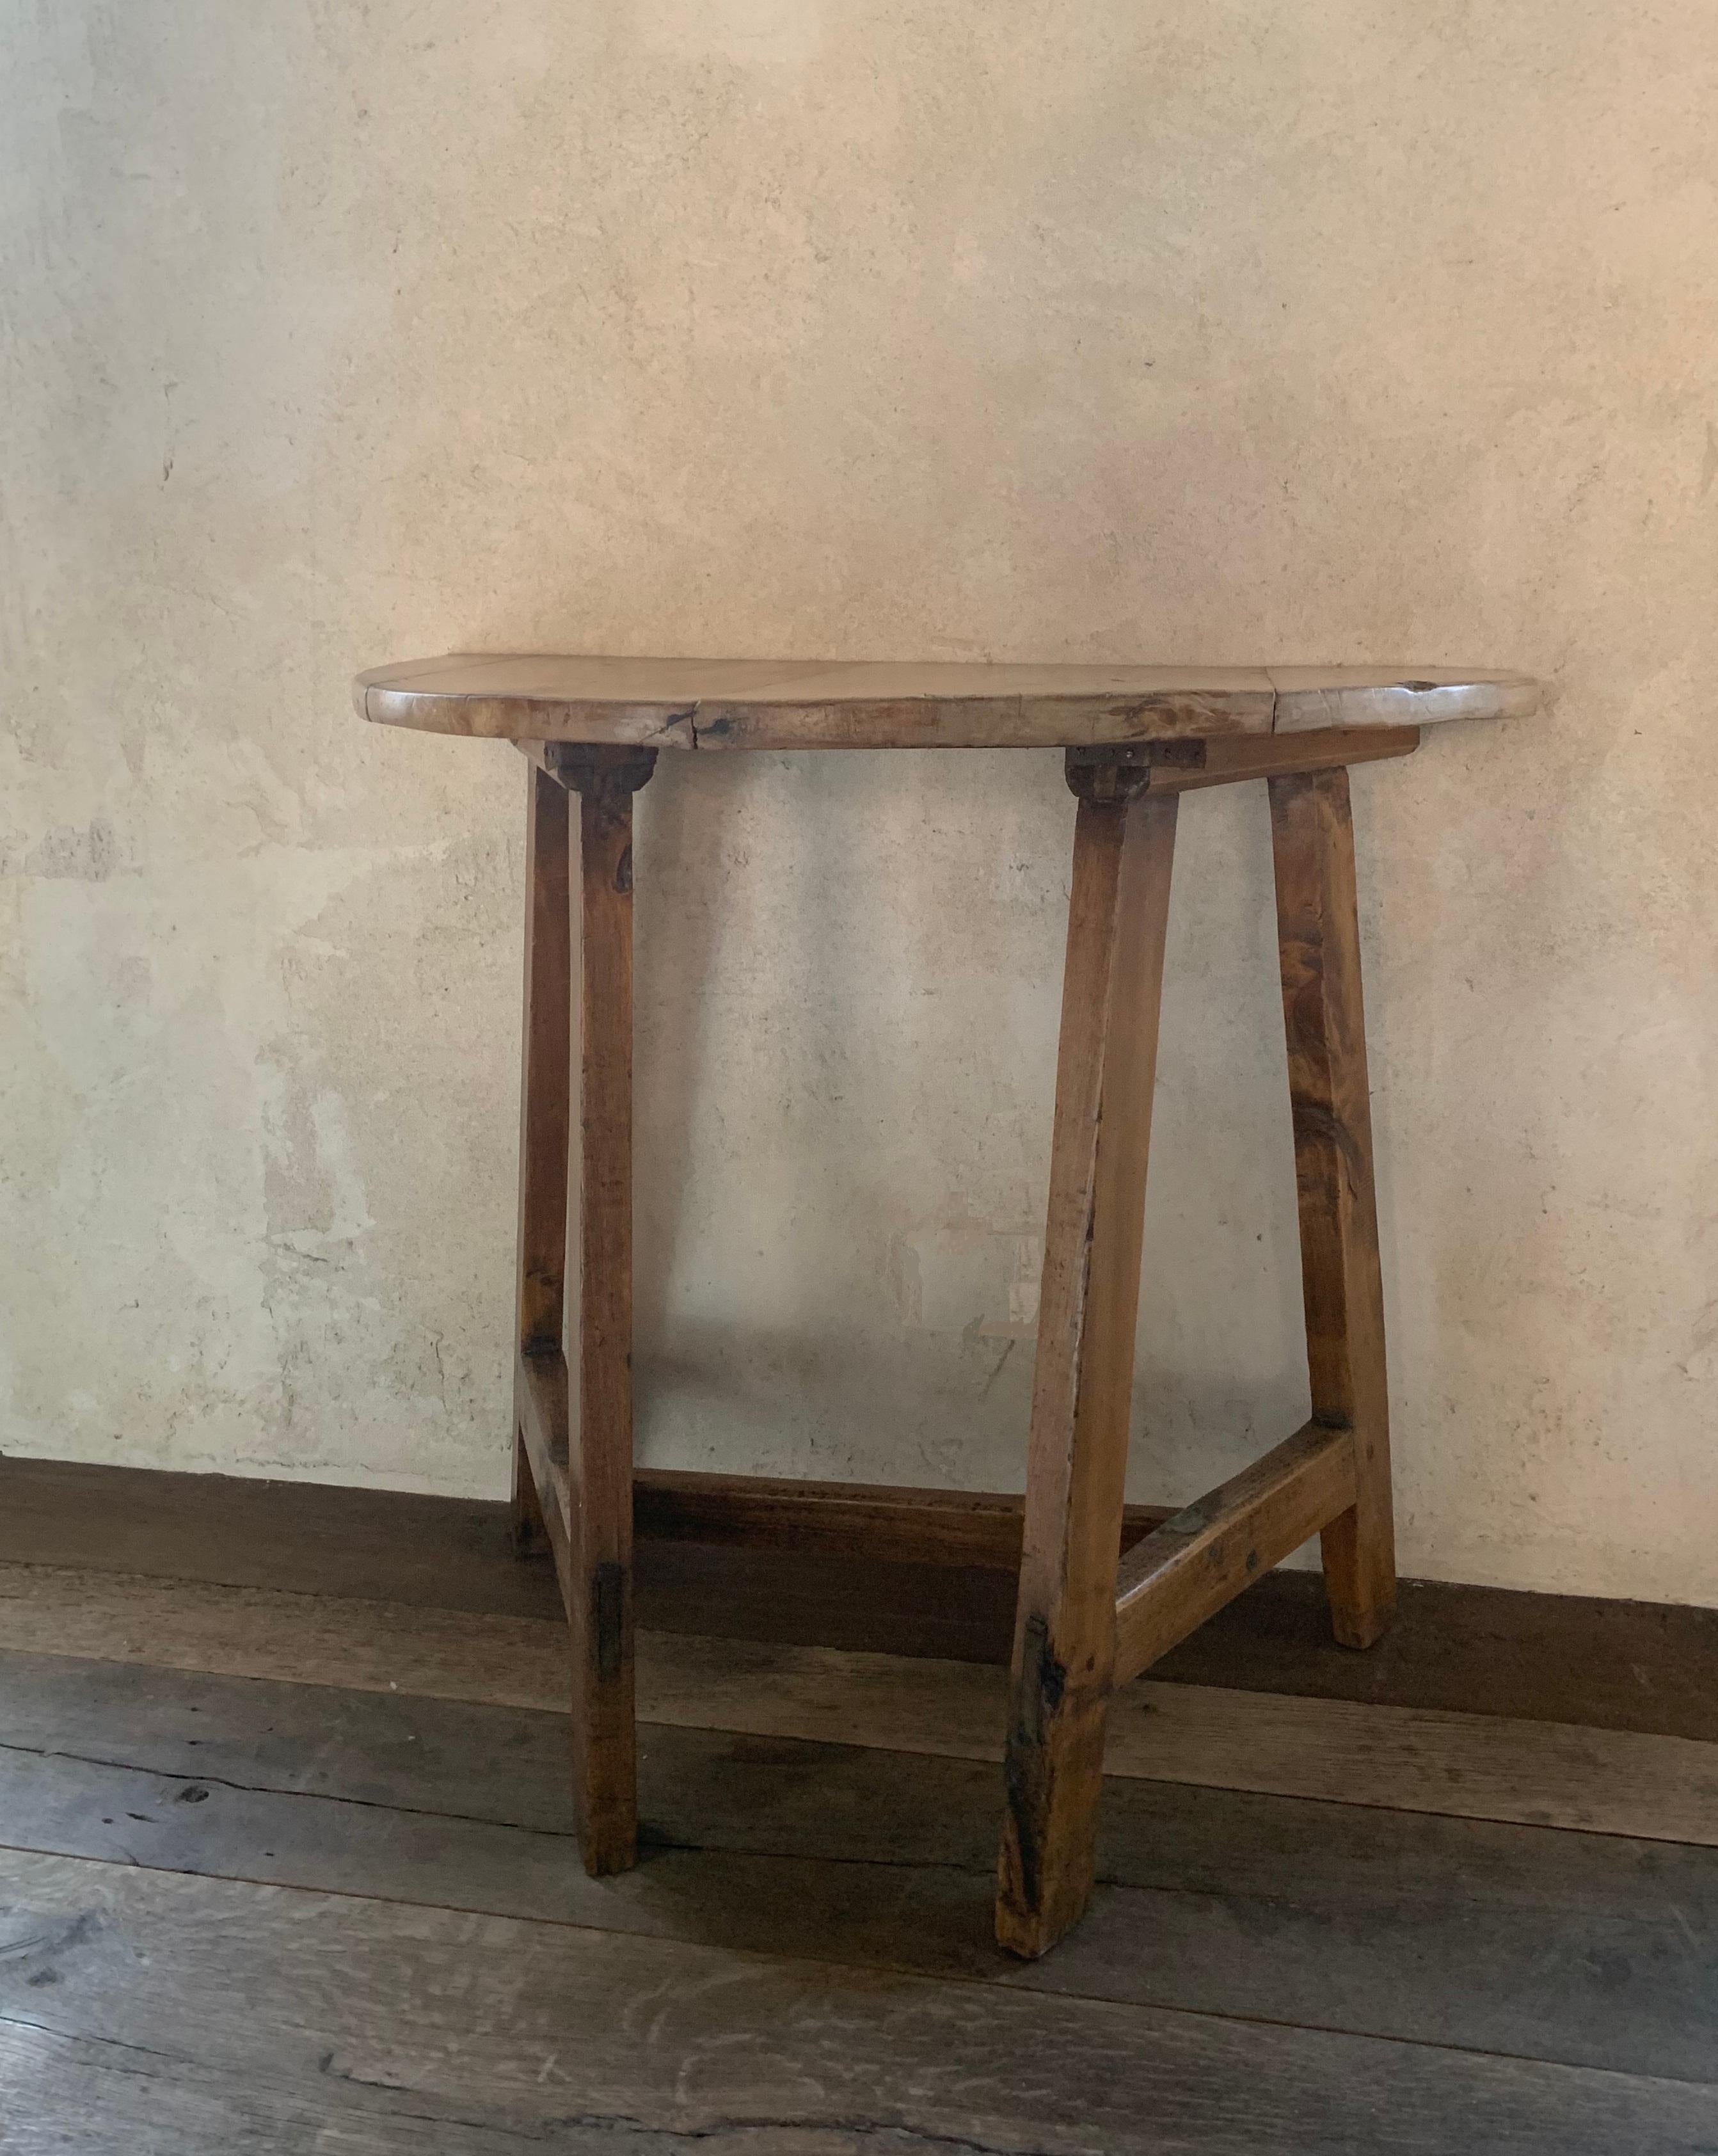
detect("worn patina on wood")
(356, 653), (1535, 751)
(362, 648), (1539, 1958)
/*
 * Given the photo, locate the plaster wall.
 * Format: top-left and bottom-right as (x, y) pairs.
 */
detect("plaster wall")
(3, 1), (1716, 1600)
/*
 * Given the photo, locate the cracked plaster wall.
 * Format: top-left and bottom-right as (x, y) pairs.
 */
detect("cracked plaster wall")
(3, 1), (1717, 1599)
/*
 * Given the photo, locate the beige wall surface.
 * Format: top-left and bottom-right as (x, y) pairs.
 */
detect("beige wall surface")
(3, 2), (1715, 1601)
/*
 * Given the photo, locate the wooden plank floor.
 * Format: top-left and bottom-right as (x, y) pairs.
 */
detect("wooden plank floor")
(1, 1463), (1717, 2150)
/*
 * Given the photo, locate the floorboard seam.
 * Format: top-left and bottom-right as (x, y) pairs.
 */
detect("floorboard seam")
(1, 1704), (1710, 1855)
(2, 1840), (1713, 2095)
(0, 1556), (523, 1617)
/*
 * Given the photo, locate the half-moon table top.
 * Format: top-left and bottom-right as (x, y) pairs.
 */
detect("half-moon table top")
(354, 655), (1539, 753)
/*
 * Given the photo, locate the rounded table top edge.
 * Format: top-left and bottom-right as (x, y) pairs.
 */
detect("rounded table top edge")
(353, 657), (1542, 749)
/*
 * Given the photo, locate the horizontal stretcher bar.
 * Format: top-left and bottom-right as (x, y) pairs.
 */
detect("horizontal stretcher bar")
(516, 1348), (1169, 1579)
(1112, 1420), (1358, 1686)
(632, 1467), (1172, 1567)
(515, 1348), (574, 1612)
(518, 1351), (1359, 1677)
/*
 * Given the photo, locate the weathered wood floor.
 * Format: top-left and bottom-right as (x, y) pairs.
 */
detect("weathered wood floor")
(2, 1460), (1717, 2153)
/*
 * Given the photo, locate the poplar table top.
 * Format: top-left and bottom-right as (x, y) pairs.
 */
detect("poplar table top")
(354, 655), (1539, 753)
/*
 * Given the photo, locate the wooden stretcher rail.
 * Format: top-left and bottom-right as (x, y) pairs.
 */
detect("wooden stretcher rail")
(514, 1359), (1174, 1580)
(633, 1469), (1171, 1568)
(515, 1348), (573, 1615)
(1112, 1420), (1358, 1687)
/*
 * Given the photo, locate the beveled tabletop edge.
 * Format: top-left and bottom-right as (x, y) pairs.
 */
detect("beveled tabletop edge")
(354, 654), (1541, 751)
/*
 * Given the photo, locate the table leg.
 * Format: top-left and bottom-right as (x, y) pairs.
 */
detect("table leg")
(566, 758), (654, 1873)
(513, 763), (571, 1557)
(997, 778), (1179, 1960)
(1269, 767), (1397, 1650)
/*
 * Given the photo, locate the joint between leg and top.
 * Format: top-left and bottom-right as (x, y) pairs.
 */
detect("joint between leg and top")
(1064, 728), (1419, 803)
(519, 739), (658, 801)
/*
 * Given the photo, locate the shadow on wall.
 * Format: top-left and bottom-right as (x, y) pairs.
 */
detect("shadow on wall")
(626, 744), (1311, 1501)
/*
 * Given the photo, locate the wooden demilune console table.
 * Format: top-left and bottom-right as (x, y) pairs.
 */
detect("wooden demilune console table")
(355, 656), (1539, 1958)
